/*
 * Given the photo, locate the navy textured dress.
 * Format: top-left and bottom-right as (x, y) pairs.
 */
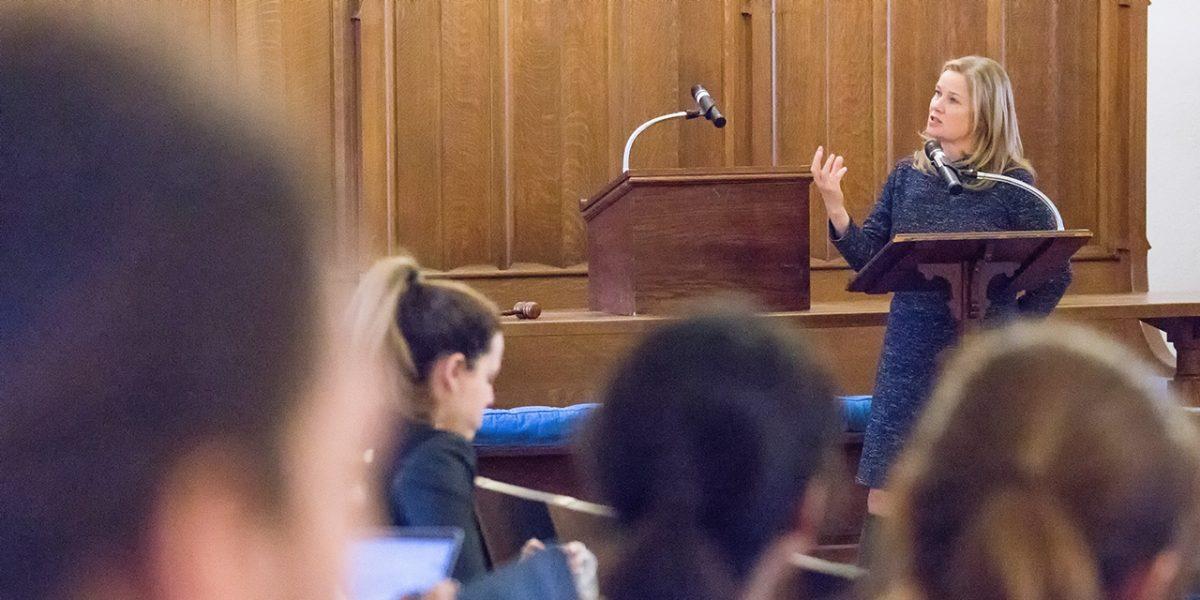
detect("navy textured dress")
(832, 158), (1070, 488)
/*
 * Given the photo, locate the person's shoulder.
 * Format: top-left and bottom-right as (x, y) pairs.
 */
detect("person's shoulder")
(883, 156), (918, 184)
(399, 428), (476, 477)
(412, 430), (474, 461)
(1002, 165), (1035, 185)
(894, 156), (917, 172)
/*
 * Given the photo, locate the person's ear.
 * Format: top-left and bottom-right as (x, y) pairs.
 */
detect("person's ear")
(145, 445), (282, 600)
(428, 353), (467, 398)
(1119, 549), (1182, 600)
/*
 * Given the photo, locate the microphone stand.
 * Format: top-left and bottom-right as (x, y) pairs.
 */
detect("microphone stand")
(621, 110), (702, 172)
(958, 168), (1065, 231)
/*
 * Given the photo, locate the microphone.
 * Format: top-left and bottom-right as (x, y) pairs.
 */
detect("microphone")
(690, 84), (726, 128)
(924, 139), (963, 195)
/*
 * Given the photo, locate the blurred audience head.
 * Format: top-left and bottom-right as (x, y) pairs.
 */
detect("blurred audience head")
(345, 255), (501, 440)
(584, 308), (841, 600)
(0, 9), (377, 600)
(882, 322), (1200, 600)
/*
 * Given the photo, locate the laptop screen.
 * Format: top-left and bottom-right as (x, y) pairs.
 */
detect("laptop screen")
(347, 527), (464, 600)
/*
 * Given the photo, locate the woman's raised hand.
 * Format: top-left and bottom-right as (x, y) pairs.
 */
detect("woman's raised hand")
(810, 146), (851, 236)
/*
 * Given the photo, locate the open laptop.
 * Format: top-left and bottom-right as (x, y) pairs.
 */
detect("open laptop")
(347, 527), (464, 600)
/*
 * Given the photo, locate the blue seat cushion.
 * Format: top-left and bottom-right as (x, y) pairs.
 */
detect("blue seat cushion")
(475, 404), (600, 449)
(840, 395), (872, 434)
(476, 396), (872, 450)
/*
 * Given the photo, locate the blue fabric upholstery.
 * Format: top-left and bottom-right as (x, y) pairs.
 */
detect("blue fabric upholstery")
(475, 404), (600, 449)
(840, 395), (872, 434)
(476, 396), (872, 450)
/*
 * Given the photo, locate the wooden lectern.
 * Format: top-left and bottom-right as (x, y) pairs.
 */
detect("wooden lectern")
(847, 230), (1093, 332)
(580, 167), (812, 315)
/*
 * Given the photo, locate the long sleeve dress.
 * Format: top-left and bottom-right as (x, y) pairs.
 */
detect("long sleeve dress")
(832, 158), (1070, 488)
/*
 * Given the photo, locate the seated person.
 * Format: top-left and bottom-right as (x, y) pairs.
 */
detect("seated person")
(0, 9), (382, 600)
(878, 322), (1200, 600)
(346, 256), (595, 599)
(346, 256), (504, 581)
(580, 309), (843, 600)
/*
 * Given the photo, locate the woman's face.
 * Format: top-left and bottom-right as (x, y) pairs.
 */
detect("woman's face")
(438, 333), (504, 441)
(926, 70), (973, 155)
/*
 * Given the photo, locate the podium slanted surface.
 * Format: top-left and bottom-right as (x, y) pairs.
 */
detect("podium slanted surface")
(581, 167), (812, 315)
(847, 230), (1092, 326)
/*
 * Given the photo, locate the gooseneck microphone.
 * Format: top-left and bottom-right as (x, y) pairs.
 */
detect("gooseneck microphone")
(621, 84), (729, 171)
(690, 84), (726, 128)
(924, 139), (963, 195)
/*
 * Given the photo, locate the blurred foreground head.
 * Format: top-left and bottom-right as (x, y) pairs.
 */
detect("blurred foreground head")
(585, 310), (841, 600)
(0, 9), (375, 600)
(884, 323), (1200, 600)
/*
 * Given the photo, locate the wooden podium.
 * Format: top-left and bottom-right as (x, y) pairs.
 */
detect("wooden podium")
(847, 230), (1093, 332)
(580, 167), (812, 315)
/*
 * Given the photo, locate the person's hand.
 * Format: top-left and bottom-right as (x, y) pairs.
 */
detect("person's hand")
(560, 541), (599, 600)
(519, 537), (546, 560)
(810, 146), (851, 236)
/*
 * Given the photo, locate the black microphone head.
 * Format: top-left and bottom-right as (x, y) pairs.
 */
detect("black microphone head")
(712, 114), (726, 128)
(924, 139), (942, 160)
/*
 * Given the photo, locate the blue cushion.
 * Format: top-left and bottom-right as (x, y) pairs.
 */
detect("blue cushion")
(476, 404), (599, 449)
(475, 396), (873, 450)
(840, 395), (872, 434)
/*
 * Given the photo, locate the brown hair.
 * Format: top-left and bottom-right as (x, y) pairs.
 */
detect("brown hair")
(585, 310), (840, 600)
(881, 323), (1200, 599)
(913, 55), (1035, 187)
(344, 255), (500, 422)
(0, 10), (322, 599)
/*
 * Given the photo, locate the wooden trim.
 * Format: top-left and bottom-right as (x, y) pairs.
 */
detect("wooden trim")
(579, 166), (811, 216)
(499, 293), (1200, 338)
(423, 240), (1123, 285)
(425, 263), (589, 280)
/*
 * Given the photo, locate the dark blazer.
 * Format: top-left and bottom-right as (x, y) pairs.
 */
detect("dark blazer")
(387, 421), (489, 582)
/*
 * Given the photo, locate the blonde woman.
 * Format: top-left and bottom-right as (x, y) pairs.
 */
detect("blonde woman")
(809, 56), (1070, 548)
(880, 323), (1200, 599)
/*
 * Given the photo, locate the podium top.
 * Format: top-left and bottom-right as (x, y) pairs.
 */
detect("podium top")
(580, 166), (811, 218)
(847, 229), (1093, 295)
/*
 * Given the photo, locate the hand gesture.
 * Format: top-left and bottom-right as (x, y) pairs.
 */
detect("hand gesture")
(810, 146), (851, 236)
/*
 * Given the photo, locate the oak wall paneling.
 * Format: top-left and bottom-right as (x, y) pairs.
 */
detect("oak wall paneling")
(27, 0), (1155, 402)
(353, 0), (1148, 313)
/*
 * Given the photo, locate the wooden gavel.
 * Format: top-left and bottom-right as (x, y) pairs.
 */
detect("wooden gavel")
(501, 301), (541, 320)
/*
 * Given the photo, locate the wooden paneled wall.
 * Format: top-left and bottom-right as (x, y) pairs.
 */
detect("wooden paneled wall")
(34, 1), (1150, 307)
(45, 0), (359, 270)
(352, 0), (1150, 307)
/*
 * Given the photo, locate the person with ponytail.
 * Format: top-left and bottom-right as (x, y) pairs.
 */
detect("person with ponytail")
(345, 256), (504, 582)
(582, 309), (842, 600)
(878, 323), (1200, 600)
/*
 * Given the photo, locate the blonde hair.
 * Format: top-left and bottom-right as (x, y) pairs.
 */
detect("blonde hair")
(344, 255), (499, 422)
(913, 55), (1034, 187)
(880, 323), (1200, 599)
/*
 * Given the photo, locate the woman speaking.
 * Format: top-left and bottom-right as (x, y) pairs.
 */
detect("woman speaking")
(810, 55), (1070, 555)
